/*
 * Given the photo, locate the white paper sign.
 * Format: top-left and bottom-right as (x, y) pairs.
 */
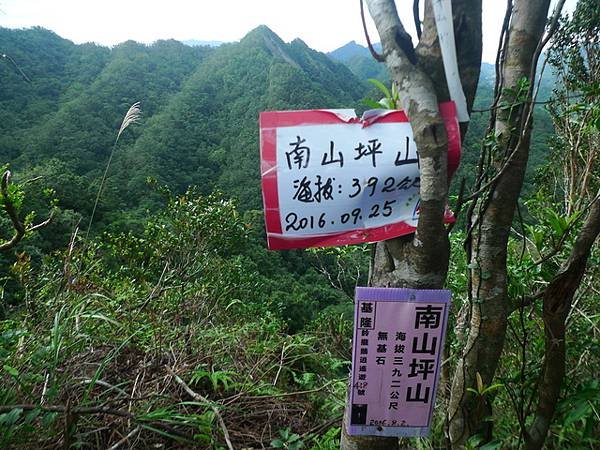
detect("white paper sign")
(276, 122), (420, 237)
(259, 105), (461, 250)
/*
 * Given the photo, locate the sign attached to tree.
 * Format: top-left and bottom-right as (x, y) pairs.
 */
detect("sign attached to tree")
(259, 102), (460, 250)
(348, 287), (450, 437)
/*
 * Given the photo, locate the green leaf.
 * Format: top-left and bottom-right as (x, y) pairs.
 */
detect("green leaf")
(565, 402), (591, 427)
(79, 313), (120, 326)
(361, 98), (384, 110)
(481, 383), (504, 395)
(3, 364), (19, 378)
(0, 408), (22, 427)
(40, 412), (58, 427)
(379, 98), (395, 109)
(480, 439), (503, 450)
(476, 372), (484, 393)
(546, 210), (565, 235)
(367, 78), (391, 99)
(24, 408), (41, 424)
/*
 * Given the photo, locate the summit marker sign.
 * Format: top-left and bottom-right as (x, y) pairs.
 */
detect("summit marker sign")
(259, 103), (460, 250)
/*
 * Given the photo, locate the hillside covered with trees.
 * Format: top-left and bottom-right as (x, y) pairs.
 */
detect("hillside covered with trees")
(0, 3), (598, 447)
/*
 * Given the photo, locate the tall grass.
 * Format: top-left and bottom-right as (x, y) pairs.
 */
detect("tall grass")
(85, 102), (141, 240)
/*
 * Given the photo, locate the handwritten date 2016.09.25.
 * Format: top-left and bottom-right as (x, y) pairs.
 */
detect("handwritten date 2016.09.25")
(284, 200), (398, 232)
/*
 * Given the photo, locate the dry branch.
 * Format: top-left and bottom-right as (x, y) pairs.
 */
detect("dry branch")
(165, 366), (234, 450)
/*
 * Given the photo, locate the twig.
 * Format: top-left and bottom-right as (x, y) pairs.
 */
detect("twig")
(0, 404), (132, 417)
(166, 366), (234, 450)
(1, 52), (31, 82)
(78, 378), (130, 397)
(446, 177), (466, 234)
(360, 0), (384, 62)
(106, 426), (140, 450)
(40, 372), (50, 406)
(509, 290), (545, 314)
(128, 371), (142, 429)
(272, 344), (286, 386)
(21, 176), (43, 186)
(413, 0), (422, 39)
(245, 381), (335, 400)
(301, 415), (344, 438)
(136, 261), (169, 314)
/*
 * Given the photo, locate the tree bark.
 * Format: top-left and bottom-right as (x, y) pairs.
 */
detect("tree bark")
(341, 1), (481, 448)
(447, 0), (550, 446)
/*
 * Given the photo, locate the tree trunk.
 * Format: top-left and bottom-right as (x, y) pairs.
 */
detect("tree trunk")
(341, 1), (481, 448)
(447, 0), (551, 446)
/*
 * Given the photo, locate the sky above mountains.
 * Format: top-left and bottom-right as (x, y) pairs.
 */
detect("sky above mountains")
(1, 0), (576, 63)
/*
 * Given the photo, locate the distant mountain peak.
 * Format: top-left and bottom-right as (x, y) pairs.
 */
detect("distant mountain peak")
(290, 37), (310, 48)
(244, 25), (282, 43)
(328, 40), (382, 62)
(242, 25), (300, 68)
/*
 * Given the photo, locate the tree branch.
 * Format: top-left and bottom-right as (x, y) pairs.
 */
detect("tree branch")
(0, 171), (25, 252)
(449, 0), (552, 445)
(413, 0), (422, 39)
(165, 366), (234, 450)
(1, 52), (31, 82)
(360, 0), (384, 62)
(367, 0), (417, 65)
(0, 404), (132, 417)
(525, 190), (600, 450)
(0, 170), (54, 252)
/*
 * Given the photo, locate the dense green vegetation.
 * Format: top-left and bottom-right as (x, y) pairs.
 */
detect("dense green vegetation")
(0, 21), (598, 449)
(0, 26), (370, 448)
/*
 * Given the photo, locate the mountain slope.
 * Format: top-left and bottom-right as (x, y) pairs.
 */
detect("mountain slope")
(327, 40), (388, 81)
(1, 26), (367, 232)
(112, 26), (366, 214)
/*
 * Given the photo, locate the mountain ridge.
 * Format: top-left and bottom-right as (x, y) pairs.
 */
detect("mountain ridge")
(0, 25), (367, 236)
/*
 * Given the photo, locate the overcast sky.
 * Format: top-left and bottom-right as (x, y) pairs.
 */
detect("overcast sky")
(0, 0), (576, 63)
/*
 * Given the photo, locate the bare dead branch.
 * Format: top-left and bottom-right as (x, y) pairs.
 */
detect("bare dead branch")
(360, 0), (384, 62)
(106, 426), (140, 450)
(0, 404), (133, 417)
(413, 0), (422, 39)
(509, 290), (545, 313)
(1, 52), (31, 82)
(27, 212), (54, 233)
(20, 176), (43, 186)
(165, 366), (234, 450)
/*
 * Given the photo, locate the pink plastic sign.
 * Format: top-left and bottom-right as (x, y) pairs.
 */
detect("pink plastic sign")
(348, 287), (450, 437)
(259, 103), (461, 250)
